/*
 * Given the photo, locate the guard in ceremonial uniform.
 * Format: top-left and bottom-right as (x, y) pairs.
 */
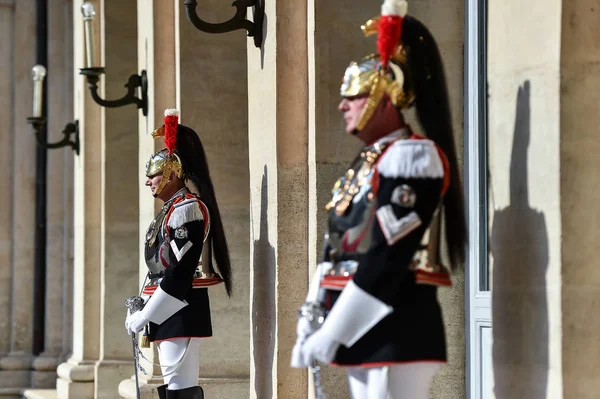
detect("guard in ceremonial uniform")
(125, 109), (233, 399)
(291, 1), (466, 397)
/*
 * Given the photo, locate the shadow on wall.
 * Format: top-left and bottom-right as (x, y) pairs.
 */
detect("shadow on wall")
(491, 81), (549, 398)
(252, 166), (276, 399)
(258, 0), (267, 69)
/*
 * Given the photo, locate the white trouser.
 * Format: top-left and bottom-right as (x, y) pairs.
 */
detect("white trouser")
(157, 338), (201, 390)
(347, 362), (441, 399)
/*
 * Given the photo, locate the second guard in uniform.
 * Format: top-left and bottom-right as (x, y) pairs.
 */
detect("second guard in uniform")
(291, 0), (467, 397)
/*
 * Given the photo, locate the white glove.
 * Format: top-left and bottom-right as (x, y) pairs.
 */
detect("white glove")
(290, 261), (335, 368)
(125, 311), (149, 335)
(296, 317), (315, 340)
(300, 328), (341, 365)
(290, 318), (315, 368)
(290, 338), (308, 368)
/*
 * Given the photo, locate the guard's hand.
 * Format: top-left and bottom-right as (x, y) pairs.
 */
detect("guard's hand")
(296, 317), (315, 340)
(290, 338), (307, 368)
(125, 310), (149, 335)
(290, 317), (321, 368)
(300, 328), (340, 365)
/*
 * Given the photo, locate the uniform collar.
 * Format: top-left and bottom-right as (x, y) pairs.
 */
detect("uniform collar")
(164, 187), (189, 207)
(368, 127), (411, 150)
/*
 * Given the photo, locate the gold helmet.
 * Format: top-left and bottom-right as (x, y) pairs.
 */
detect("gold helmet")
(340, 0), (414, 131)
(146, 109), (184, 197)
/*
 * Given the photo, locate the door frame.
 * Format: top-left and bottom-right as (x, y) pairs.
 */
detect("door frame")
(464, 0), (491, 397)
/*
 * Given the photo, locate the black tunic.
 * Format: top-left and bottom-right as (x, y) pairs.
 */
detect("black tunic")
(144, 193), (213, 342)
(322, 131), (449, 366)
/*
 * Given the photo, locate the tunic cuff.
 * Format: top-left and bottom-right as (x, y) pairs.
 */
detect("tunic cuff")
(142, 286), (188, 325)
(321, 280), (393, 347)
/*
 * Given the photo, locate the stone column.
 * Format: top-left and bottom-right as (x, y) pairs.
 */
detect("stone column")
(247, 1), (309, 398)
(55, 0), (103, 395)
(179, 0), (250, 396)
(56, 1), (140, 398)
(560, 1), (600, 398)
(118, 1), (178, 397)
(0, 0), (17, 376)
(31, 0), (75, 388)
(94, 0), (141, 398)
(0, 1), (37, 396)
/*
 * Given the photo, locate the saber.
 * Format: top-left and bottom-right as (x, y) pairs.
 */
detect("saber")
(125, 296), (146, 399)
(131, 335), (141, 399)
(311, 360), (327, 399)
(298, 301), (328, 399)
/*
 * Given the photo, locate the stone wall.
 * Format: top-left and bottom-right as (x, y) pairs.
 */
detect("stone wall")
(487, 0), (563, 397)
(560, 0), (600, 398)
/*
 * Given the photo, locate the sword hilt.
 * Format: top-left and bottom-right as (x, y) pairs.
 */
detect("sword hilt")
(125, 296), (145, 313)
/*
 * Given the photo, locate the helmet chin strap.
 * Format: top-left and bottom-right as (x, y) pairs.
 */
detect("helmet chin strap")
(153, 154), (182, 197)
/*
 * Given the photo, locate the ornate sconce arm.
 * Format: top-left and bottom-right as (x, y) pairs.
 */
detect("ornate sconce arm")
(80, 68), (148, 116)
(27, 118), (80, 155)
(184, 0), (264, 48)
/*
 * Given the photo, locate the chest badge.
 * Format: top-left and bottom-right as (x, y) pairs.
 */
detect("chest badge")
(391, 184), (416, 208)
(174, 226), (189, 240)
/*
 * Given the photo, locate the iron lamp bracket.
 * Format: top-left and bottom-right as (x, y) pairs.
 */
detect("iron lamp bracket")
(183, 0), (264, 48)
(26, 117), (80, 155)
(79, 67), (148, 116)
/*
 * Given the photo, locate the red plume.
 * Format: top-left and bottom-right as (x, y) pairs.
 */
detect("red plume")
(377, 0), (408, 69)
(164, 109), (179, 155)
(377, 15), (403, 70)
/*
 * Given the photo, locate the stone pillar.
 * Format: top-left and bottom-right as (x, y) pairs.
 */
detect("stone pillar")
(118, 1), (178, 397)
(247, 1), (309, 398)
(560, 1), (600, 398)
(55, 0), (102, 395)
(56, 1), (140, 398)
(178, 0), (250, 397)
(0, 1), (37, 396)
(0, 0), (17, 374)
(94, 0), (141, 398)
(31, 0), (75, 388)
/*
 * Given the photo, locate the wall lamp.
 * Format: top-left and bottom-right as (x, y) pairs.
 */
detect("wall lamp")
(184, 0), (264, 48)
(27, 65), (80, 155)
(79, 2), (148, 116)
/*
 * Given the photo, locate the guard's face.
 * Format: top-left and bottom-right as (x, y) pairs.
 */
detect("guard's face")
(338, 95), (368, 134)
(145, 174), (163, 197)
